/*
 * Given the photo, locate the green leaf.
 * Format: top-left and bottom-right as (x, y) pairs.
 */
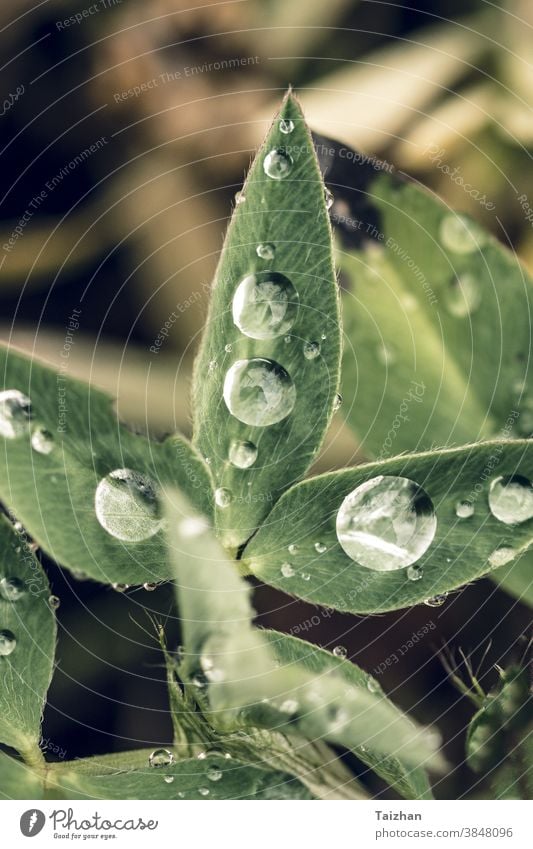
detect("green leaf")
(192, 92), (341, 551)
(165, 490), (443, 776)
(0, 515), (55, 756)
(261, 629), (434, 800)
(0, 344), (213, 585)
(0, 751), (43, 799)
(244, 439), (533, 612)
(46, 750), (313, 800)
(490, 552), (533, 608)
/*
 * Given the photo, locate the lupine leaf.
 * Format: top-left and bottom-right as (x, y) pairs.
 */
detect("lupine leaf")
(192, 93), (341, 552)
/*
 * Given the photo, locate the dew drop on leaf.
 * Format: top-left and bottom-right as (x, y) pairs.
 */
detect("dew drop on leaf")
(333, 645), (347, 659)
(163, 775), (174, 784)
(439, 214), (485, 255)
(206, 765), (223, 782)
(406, 564), (424, 582)
(223, 358), (296, 426)
(234, 191), (246, 205)
(488, 546), (517, 568)
(455, 500), (475, 519)
(224, 343), (233, 354)
(95, 469), (163, 542)
(112, 582), (129, 592)
(324, 187), (334, 210)
(333, 393), (342, 412)
(31, 426), (54, 455)
(149, 748), (174, 768)
(228, 439), (257, 469)
(488, 475), (533, 525)
(0, 577), (25, 601)
(256, 242), (275, 260)
(214, 487), (232, 508)
(314, 542), (327, 553)
(424, 593), (448, 608)
(0, 630), (17, 656)
(232, 272), (298, 340)
(0, 390), (32, 438)
(446, 274), (481, 318)
(336, 476), (437, 571)
(280, 562), (294, 578)
(263, 148), (293, 180)
(367, 678), (380, 693)
(198, 787), (210, 796)
(143, 582), (158, 591)
(48, 595), (60, 610)
(303, 341), (321, 360)
(288, 543), (298, 555)
(279, 118), (294, 134)
(301, 571), (311, 581)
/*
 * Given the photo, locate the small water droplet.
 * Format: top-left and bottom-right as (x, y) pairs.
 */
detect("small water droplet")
(95, 469), (163, 542)
(228, 440), (257, 469)
(206, 765), (223, 782)
(256, 242), (275, 261)
(336, 476), (437, 571)
(284, 334), (292, 344)
(197, 751), (207, 760)
(224, 343), (233, 354)
(301, 572), (311, 581)
(446, 274), (481, 318)
(234, 190), (246, 205)
(223, 358), (296, 427)
(263, 148), (293, 180)
(198, 787), (210, 796)
(303, 341), (321, 360)
(208, 360), (217, 374)
(0, 630), (17, 656)
(406, 564), (424, 582)
(324, 187), (334, 210)
(333, 393), (342, 412)
(488, 475), (533, 525)
(143, 582), (158, 592)
(232, 272), (298, 340)
(314, 542), (327, 553)
(333, 645), (347, 659)
(455, 500), (474, 519)
(163, 775), (174, 784)
(367, 678), (379, 693)
(0, 390), (32, 438)
(279, 118), (294, 134)
(112, 583), (129, 593)
(320, 333), (327, 341)
(31, 427), (54, 455)
(0, 577), (25, 601)
(204, 456), (212, 465)
(439, 214), (485, 255)
(288, 543), (298, 555)
(424, 593), (448, 608)
(48, 595), (60, 610)
(214, 487), (232, 509)
(149, 748), (174, 768)
(488, 546), (518, 568)
(280, 562), (295, 578)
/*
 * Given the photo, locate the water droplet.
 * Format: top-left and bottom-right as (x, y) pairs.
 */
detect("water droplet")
(301, 572), (311, 581)
(314, 542), (327, 553)
(367, 678), (379, 693)
(284, 335), (292, 344)
(280, 562), (295, 578)
(149, 748), (174, 768)
(439, 214), (485, 255)
(0, 630), (17, 656)
(206, 765), (223, 782)
(214, 487), (232, 508)
(336, 476), (437, 571)
(223, 358), (296, 426)
(406, 564), (423, 582)
(192, 672), (208, 689)
(164, 775), (174, 784)
(31, 427), (54, 455)
(288, 544), (298, 555)
(488, 546), (517, 568)
(455, 500), (474, 519)
(48, 595), (60, 610)
(229, 440), (257, 469)
(208, 359), (217, 374)
(234, 190), (246, 205)
(112, 582), (129, 592)
(204, 456), (212, 465)
(303, 341), (321, 360)
(424, 593), (448, 608)
(224, 343), (233, 354)
(143, 582), (158, 592)
(333, 645), (347, 659)
(279, 698), (299, 715)
(488, 475), (533, 525)
(198, 787), (210, 796)
(197, 751), (207, 760)
(256, 242), (275, 261)
(232, 272), (298, 340)
(324, 187), (334, 210)
(0, 390), (32, 438)
(320, 333), (327, 341)
(446, 273), (481, 318)
(333, 393), (342, 412)
(0, 577), (25, 601)
(95, 469), (163, 542)
(263, 148), (293, 180)
(279, 118), (294, 134)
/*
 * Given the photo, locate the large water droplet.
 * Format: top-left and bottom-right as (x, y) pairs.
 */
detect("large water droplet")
(223, 358), (296, 426)
(263, 148), (293, 180)
(0, 577), (25, 601)
(149, 748), (174, 768)
(488, 546), (517, 568)
(0, 630), (17, 656)
(446, 274), (481, 318)
(256, 243), (275, 261)
(232, 272), (298, 340)
(303, 341), (321, 360)
(95, 469), (163, 542)
(455, 500), (474, 519)
(424, 593), (448, 608)
(0, 390), (32, 438)
(439, 214), (484, 254)
(229, 440), (257, 469)
(214, 487), (232, 508)
(488, 475), (533, 525)
(336, 476), (437, 571)
(31, 427), (54, 455)
(279, 118), (294, 134)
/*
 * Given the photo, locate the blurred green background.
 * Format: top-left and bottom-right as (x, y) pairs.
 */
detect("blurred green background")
(1, 0), (531, 798)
